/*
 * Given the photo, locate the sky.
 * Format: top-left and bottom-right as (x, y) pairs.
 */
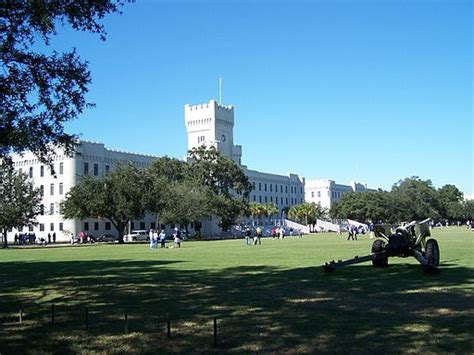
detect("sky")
(51, 0), (472, 195)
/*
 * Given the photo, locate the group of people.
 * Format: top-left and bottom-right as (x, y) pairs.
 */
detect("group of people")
(149, 227), (181, 249)
(14, 232), (56, 245)
(271, 227), (287, 240)
(347, 224), (359, 241)
(244, 227), (263, 245)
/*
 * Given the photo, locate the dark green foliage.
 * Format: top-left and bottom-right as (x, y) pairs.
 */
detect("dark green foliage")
(1, 0), (127, 163)
(330, 191), (395, 223)
(437, 185), (464, 220)
(330, 178), (468, 222)
(0, 163), (42, 247)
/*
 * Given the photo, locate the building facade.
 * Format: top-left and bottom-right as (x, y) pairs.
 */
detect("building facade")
(305, 179), (374, 210)
(9, 141), (158, 242)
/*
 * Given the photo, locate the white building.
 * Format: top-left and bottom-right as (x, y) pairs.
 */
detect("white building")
(9, 141), (158, 242)
(8, 99), (305, 241)
(305, 179), (374, 210)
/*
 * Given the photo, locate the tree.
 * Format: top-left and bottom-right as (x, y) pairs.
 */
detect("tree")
(159, 179), (214, 235)
(144, 156), (189, 223)
(0, 163), (42, 247)
(61, 162), (147, 243)
(188, 146), (252, 230)
(462, 200), (474, 221)
(329, 191), (396, 223)
(391, 178), (440, 221)
(437, 184), (464, 220)
(1, 0), (127, 164)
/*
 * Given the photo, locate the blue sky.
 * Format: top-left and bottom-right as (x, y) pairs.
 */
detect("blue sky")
(54, 0), (472, 194)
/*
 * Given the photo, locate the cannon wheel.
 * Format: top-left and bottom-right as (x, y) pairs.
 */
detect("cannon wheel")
(425, 239), (440, 268)
(372, 239), (388, 267)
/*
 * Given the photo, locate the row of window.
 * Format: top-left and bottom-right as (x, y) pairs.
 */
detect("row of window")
(251, 182), (303, 195)
(18, 223), (64, 232)
(82, 221), (160, 232)
(39, 203), (59, 216)
(39, 183), (64, 197)
(14, 156), (65, 168)
(251, 195), (303, 205)
(19, 163), (64, 178)
(83, 162), (110, 176)
(310, 190), (344, 199)
(197, 136), (206, 144)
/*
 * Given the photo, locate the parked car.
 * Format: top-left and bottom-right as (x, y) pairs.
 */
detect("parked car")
(98, 234), (117, 242)
(124, 230), (150, 242)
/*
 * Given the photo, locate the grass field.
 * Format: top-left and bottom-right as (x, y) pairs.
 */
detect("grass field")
(1, 227), (473, 353)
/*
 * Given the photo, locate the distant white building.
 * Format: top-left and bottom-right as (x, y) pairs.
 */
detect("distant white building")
(9, 142), (158, 242)
(305, 179), (374, 210)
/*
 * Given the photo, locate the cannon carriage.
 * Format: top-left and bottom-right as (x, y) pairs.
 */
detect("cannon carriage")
(324, 218), (440, 274)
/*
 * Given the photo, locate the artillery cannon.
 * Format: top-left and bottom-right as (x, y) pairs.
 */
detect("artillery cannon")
(323, 218), (440, 274)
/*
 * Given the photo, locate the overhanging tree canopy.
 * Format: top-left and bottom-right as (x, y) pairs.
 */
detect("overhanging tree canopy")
(1, 0), (127, 164)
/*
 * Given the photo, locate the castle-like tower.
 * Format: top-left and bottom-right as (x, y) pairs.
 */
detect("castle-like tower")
(184, 99), (242, 165)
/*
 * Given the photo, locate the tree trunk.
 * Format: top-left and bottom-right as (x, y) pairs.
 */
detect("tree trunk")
(117, 222), (125, 244)
(2, 229), (8, 248)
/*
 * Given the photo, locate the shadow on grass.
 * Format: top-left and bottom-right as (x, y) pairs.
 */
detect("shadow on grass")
(0, 259), (473, 353)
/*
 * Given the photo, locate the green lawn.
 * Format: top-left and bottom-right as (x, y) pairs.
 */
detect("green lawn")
(1, 227), (473, 353)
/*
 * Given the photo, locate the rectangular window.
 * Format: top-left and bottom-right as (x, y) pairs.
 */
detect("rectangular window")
(94, 222), (99, 231)
(259, 183), (261, 191)
(265, 196), (267, 203)
(259, 196), (262, 203)
(50, 183), (54, 195)
(131, 222), (135, 230)
(49, 203), (54, 215)
(40, 165), (44, 177)
(59, 183), (63, 195)
(84, 222), (89, 231)
(270, 196), (273, 202)
(19, 168), (22, 174)
(59, 223), (63, 231)
(140, 221), (145, 230)
(84, 162), (89, 175)
(280, 185), (283, 193)
(285, 186), (288, 193)
(318, 191), (321, 198)
(40, 185), (44, 197)
(40, 204), (44, 215)
(59, 162), (64, 175)
(50, 164), (54, 175)
(39, 223), (45, 231)
(94, 163), (99, 176)
(50, 223), (54, 231)
(29, 167), (33, 178)
(264, 183), (267, 192)
(281, 197), (283, 204)
(286, 198), (288, 205)
(151, 222), (156, 230)
(105, 222), (111, 231)
(105, 165), (110, 173)
(270, 184), (272, 192)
